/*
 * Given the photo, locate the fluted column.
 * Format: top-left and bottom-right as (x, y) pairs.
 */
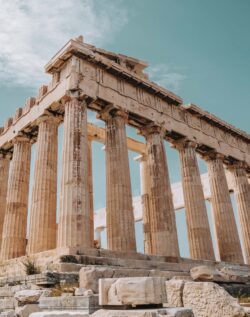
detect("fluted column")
(175, 140), (215, 260)
(0, 136), (31, 260)
(27, 115), (60, 254)
(135, 154), (152, 254)
(88, 137), (94, 246)
(0, 153), (11, 252)
(229, 162), (250, 264)
(102, 110), (136, 252)
(57, 98), (92, 249)
(141, 126), (179, 257)
(206, 153), (243, 263)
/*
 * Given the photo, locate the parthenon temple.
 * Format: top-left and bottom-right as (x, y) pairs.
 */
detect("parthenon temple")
(0, 36), (250, 278)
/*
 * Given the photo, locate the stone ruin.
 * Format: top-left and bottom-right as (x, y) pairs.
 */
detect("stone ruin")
(0, 36), (249, 316)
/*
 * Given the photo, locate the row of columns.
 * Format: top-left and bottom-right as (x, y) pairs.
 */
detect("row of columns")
(0, 98), (249, 265)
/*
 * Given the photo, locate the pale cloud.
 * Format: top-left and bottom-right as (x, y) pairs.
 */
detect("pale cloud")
(147, 64), (186, 93)
(0, 0), (127, 87)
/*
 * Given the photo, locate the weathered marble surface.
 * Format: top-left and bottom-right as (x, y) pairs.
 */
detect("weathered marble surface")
(99, 277), (167, 306)
(183, 281), (245, 317)
(92, 308), (194, 317)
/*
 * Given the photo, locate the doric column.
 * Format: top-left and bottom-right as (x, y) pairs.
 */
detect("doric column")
(101, 110), (136, 252)
(206, 153), (243, 263)
(95, 227), (103, 249)
(175, 140), (215, 261)
(0, 153), (11, 251)
(0, 135), (31, 260)
(27, 114), (60, 254)
(88, 137), (94, 246)
(228, 162), (250, 264)
(140, 126), (179, 257)
(57, 98), (92, 250)
(135, 154), (152, 254)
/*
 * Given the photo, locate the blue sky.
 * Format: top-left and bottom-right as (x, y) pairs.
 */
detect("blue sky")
(0, 0), (249, 258)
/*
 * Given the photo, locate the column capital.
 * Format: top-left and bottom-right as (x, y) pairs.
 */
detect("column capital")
(13, 133), (32, 144)
(97, 104), (128, 122)
(171, 138), (197, 151)
(62, 96), (88, 107)
(138, 124), (165, 138)
(226, 160), (248, 171)
(36, 112), (63, 126)
(201, 150), (225, 162)
(0, 150), (12, 160)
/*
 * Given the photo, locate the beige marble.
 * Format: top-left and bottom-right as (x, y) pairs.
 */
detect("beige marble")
(206, 154), (243, 263)
(229, 163), (250, 264)
(141, 126), (179, 257)
(176, 140), (215, 261)
(135, 154), (152, 254)
(103, 110), (136, 252)
(0, 154), (10, 252)
(183, 281), (245, 317)
(88, 138), (94, 246)
(0, 136), (31, 260)
(57, 98), (92, 249)
(99, 277), (167, 306)
(27, 115), (60, 254)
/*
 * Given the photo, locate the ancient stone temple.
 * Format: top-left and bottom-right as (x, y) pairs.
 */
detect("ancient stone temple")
(0, 36), (249, 317)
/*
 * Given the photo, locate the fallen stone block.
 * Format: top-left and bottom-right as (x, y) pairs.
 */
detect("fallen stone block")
(79, 268), (113, 294)
(92, 308), (194, 317)
(165, 280), (185, 308)
(15, 304), (40, 317)
(39, 295), (99, 314)
(183, 281), (245, 317)
(30, 312), (89, 317)
(15, 290), (43, 304)
(99, 277), (167, 306)
(190, 266), (221, 282)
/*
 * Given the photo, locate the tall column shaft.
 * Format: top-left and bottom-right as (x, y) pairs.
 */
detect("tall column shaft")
(0, 136), (31, 260)
(105, 111), (136, 252)
(27, 116), (59, 254)
(0, 154), (11, 252)
(177, 141), (215, 260)
(206, 154), (243, 263)
(135, 154), (152, 254)
(230, 163), (250, 264)
(143, 127), (179, 257)
(88, 138), (94, 246)
(57, 98), (92, 249)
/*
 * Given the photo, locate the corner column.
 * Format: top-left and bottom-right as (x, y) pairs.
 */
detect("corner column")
(135, 154), (152, 254)
(0, 153), (11, 251)
(206, 153), (243, 263)
(175, 140), (215, 260)
(140, 126), (179, 257)
(57, 98), (92, 250)
(27, 114), (60, 254)
(0, 135), (31, 260)
(102, 110), (136, 252)
(229, 162), (250, 264)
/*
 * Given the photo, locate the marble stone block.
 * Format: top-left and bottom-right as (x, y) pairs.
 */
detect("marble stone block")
(99, 277), (167, 306)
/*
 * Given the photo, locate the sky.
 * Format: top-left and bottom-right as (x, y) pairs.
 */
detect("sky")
(0, 0), (249, 258)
